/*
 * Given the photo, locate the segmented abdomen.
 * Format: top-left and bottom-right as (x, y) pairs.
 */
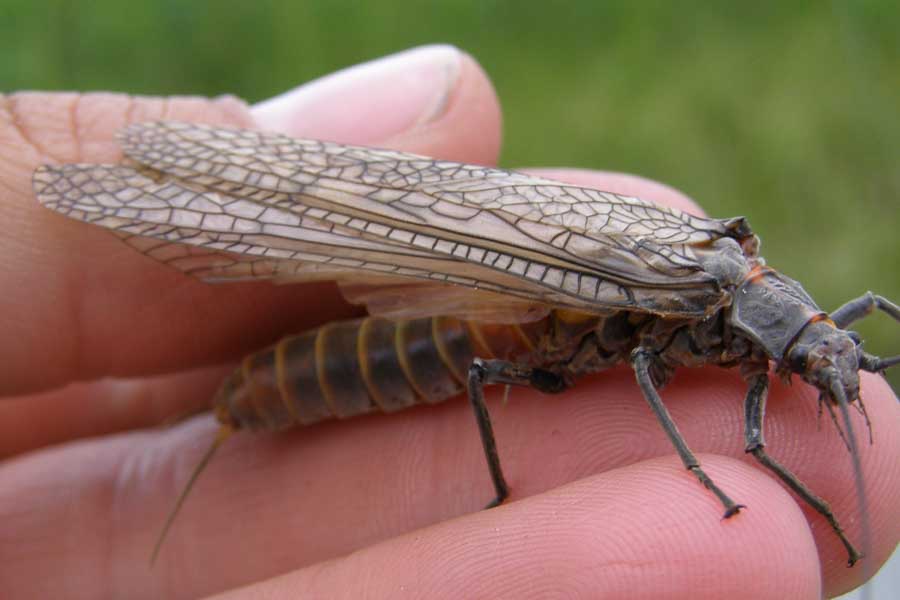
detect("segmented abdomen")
(213, 315), (551, 431)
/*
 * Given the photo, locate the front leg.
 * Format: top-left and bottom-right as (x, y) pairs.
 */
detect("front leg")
(830, 291), (899, 329)
(742, 373), (862, 566)
(829, 292), (899, 375)
(467, 358), (567, 508)
(631, 348), (744, 518)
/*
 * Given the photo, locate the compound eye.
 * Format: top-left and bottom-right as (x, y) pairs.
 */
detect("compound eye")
(788, 346), (808, 372)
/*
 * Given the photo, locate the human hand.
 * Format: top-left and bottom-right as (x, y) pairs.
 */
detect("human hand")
(1, 45), (897, 599)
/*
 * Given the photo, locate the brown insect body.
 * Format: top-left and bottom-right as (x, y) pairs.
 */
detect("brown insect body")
(217, 311), (595, 431)
(217, 225), (784, 434)
(31, 122), (897, 566)
(218, 263), (833, 433)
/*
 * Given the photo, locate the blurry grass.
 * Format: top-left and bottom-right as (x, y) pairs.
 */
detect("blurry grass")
(2, 0), (897, 388)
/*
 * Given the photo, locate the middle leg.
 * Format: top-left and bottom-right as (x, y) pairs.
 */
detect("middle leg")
(631, 348), (744, 518)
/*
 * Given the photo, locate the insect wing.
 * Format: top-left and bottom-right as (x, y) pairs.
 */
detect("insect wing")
(119, 122), (738, 284)
(34, 122), (746, 318)
(337, 280), (551, 323)
(32, 163), (560, 320)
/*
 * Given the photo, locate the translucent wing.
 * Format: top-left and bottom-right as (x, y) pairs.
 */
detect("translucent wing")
(118, 122), (754, 280)
(33, 122), (754, 318)
(337, 281), (551, 323)
(33, 164), (560, 315)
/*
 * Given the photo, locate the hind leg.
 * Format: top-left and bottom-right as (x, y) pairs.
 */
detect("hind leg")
(467, 358), (567, 508)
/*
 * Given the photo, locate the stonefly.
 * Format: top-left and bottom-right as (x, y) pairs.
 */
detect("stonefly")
(33, 122), (899, 565)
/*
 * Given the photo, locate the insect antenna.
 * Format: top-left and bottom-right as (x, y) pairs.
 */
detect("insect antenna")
(853, 393), (874, 445)
(816, 392), (826, 432)
(501, 384), (512, 406)
(859, 351), (900, 374)
(150, 423), (234, 565)
(830, 376), (872, 567)
(820, 391), (852, 453)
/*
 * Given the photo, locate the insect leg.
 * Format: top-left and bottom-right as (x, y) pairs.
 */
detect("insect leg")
(830, 292), (899, 328)
(743, 374), (862, 565)
(859, 353), (900, 373)
(467, 357), (567, 508)
(631, 348), (744, 518)
(829, 293), (900, 374)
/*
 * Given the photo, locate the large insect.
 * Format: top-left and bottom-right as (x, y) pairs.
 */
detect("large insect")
(32, 122), (898, 566)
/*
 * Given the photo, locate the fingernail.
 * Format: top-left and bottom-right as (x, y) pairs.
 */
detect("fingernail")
(252, 45), (461, 143)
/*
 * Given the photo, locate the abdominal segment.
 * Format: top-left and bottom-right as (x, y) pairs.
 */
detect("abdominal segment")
(213, 315), (552, 431)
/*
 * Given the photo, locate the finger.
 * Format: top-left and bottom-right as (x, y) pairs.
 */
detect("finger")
(1, 367), (894, 598)
(252, 44), (501, 165)
(211, 457), (821, 600)
(0, 365), (230, 458)
(0, 45), (502, 395)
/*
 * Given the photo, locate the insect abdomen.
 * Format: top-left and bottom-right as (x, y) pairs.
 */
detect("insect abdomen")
(213, 315), (549, 431)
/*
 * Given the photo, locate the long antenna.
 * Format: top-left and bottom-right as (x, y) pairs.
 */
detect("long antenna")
(830, 377), (872, 569)
(150, 424), (234, 565)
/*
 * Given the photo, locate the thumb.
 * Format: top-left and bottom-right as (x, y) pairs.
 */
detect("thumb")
(251, 44), (501, 163)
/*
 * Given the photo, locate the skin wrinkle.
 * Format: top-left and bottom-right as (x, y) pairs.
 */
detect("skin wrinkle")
(0, 177), (18, 201)
(10, 224), (81, 393)
(160, 95), (171, 121)
(71, 93), (121, 161)
(54, 96), (104, 378)
(9, 92), (87, 164)
(97, 468), (118, 600)
(217, 95), (256, 129)
(84, 445), (123, 598)
(0, 95), (44, 159)
(0, 97), (48, 182)
(383, 53), (501, 166)
(69, 93), (84, 163)
(60, 234), (89, 387)
(109, 438), (156, 591)
(123, 94), (137, 126)
(410, 53), (459, 128)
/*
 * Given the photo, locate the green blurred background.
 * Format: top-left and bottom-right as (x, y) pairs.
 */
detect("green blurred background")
(3, 0), (897, 388)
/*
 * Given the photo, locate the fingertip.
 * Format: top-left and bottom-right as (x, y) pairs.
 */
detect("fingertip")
(213, 456), (822, 600)
(382, 48), (503, 165)
(250, 45), (502, 164)
(251, 45), (462, 142)
(548, 455), (823, 599)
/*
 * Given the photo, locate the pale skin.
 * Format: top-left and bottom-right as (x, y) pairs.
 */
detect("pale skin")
(0, 46), (897, 599)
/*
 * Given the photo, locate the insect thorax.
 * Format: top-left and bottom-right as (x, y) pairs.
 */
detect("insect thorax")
(729, 265), (826, 361)
(532, 307), (760, 388)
